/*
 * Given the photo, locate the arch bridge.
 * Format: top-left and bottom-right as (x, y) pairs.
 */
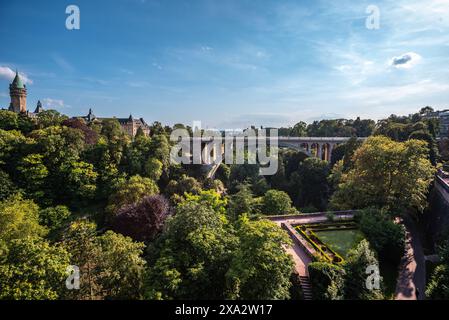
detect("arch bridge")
(277, 137), (366, 162)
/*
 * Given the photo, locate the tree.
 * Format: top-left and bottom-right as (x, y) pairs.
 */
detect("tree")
(112, 195), (171, 242)
(0, 110), (19, 131)
(227, 184), (256, 220)
(36, 110), (68, 129)
(290, 157), (330, 210)
(0, 129), (30, 173)
(62, 220), (102, 300)
(62, 161), (98, 205)
(17, 154), (48, 201)
(87, 140), (126, 200)
(106, 175), (159, 214)
(144, 157), (163, 181)
(261, 190), (296, 215)
(165, 174), (202, 201)
(123, 134), (151, 176)
(63, 220), (147, 300)
(226, 218), (294, 300)
(149, 134), (170, 170)
(96, 231), (147, 299)
(0, 237), (70, 300)
(308, 262), (345, 300)
(183, 190), (228, 215)
(290, 121), (307, 137)
(426, 239), (449, 299)
(330, 136), (435, 213)
(62, 118), (98, 145)
(100, 119), (129, 164)
(0, 194), (47, 243)
(39, 205), (71, 232)
(0, 170), (18, 201)
(343, 240), (384, 300)
(146, 200), (237, 299)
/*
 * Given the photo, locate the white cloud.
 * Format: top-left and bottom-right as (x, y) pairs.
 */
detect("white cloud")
(42, 98), (68, 109)
(0, 66), (33, 84)
(390, 52), (422, 69)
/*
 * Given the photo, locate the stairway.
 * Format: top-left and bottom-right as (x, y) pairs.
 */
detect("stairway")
(299, 276), (313, 300)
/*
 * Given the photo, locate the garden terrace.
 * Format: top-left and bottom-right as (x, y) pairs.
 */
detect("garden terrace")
(267, 211), (357, 276)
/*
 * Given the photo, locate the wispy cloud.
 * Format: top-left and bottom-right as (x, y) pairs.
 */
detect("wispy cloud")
(52, 54), (75, 72)
(42, 98), (70, 109)
(342, 80), (449, 105)
(152, 62), (163, 70)
(0, 66), (33, 84)
(200, 45), (213, 52)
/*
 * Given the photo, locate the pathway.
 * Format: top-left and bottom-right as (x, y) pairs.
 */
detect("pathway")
(395, 216), (426, 300)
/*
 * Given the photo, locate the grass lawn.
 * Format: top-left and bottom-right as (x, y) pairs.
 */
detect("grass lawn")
(314, 229), (365, 258)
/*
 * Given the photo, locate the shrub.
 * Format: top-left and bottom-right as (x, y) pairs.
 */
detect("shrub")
(358, 208), (406, 265)
(308, 262), (345, 300)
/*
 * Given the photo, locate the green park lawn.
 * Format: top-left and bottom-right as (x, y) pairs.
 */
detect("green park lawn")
(314, 229), (365, 259)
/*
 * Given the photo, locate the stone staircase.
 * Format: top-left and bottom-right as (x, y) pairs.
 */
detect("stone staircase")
(299, 276), (313, 300)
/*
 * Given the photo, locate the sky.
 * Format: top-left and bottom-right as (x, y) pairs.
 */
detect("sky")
(0, 0), (448, 129)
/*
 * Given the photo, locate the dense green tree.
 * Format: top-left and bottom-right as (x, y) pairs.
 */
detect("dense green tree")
(290, 121), (307, 137)
(17, 154), (48, 200)
(39, 205), (71, 232)
(0, 110), (35, 133)
(0, 110), (20, 131)
(144, 157), (163, 181)
(0, 237), (70, 300)
(0, 129), (31, 173)
(165, 174), (202, 202)
(261, 190), (297, 215)
(229, 163), (259, 191)
(36, 110), (68, 129)
(100, 119), (129, 164)
(149, 134), (170, 170)
(146, 199), (237, 299)
(63, 220), (146, 300)
(0, 194), (47, 242)
(0, 170), (18, 201)
(343, 240), (384, 300)
(95, 231), (147, 299)
(64, 161), (98, 203)
(426, 239), (449, 299)
(226, 218), (294, 299)
(106, 175), (159, 214)
(308, 262), (345, 300)
(357, 208), (406, 265)
(227, 184), (257, 220)
(290, 157), (330, 210)
(330, 136), (435, 213)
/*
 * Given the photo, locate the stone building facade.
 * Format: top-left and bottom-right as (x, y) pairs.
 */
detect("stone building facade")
(77, 108), (151, 137)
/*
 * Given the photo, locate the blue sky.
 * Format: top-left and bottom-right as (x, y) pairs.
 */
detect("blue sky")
(1, 0), (448, 129)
